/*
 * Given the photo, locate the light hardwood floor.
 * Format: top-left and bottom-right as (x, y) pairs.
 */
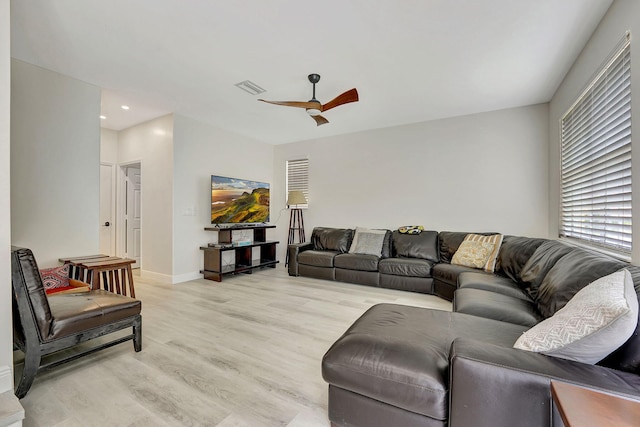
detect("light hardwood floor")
(16, 267), (451, 427)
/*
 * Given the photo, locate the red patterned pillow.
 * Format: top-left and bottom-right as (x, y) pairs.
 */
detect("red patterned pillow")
(40, 264), (70, 290)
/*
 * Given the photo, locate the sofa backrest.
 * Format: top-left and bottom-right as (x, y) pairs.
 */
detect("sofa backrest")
(519, 240), (640, 373)
(11, 247), (54, 342)
(535, 247), (626, 319)
(311, 227), (354, 253)
(380, 230), (393, 259)
(391, 230), (439, 262)
(495, 236), (548, 283)
(520, 240), (575, 300)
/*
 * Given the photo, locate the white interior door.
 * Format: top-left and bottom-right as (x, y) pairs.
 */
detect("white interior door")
(126, 167), (141, 267)
(99, 163), (115, 255)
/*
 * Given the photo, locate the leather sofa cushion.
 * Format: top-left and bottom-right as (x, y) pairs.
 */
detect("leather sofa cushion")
(432, 263), (485, 287)
(536, 248), (626, 318)
(335, 253), (380, 272)
(438, 231), (497, 264)
(322, 304), (528, 420)
(458, 272), (532, 301)
(454, 288), (542, 327)
(298, 250), (339, 268)
(379, 275), (434, 294)
(496, 236), (548, 283)
(391, 230), (438, 262)
(520, 240), (573, 299)
(379, 257), (434, 277)
(48, 289), (141, 340)
(311, 227), (353, 253)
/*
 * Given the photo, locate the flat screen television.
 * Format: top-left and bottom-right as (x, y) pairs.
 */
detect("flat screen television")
(211, 175), (270, 224)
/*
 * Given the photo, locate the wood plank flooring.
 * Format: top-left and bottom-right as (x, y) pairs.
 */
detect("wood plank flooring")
(16, 267), (451, 427)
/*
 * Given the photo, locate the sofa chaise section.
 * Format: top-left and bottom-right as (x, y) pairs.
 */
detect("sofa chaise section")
(322, 236), (640, 427)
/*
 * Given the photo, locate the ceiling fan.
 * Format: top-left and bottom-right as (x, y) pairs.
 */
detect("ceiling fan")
(258, 74), (359, 126)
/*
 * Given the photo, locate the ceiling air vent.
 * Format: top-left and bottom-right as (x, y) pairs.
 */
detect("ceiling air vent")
(235, 80), (265, 95)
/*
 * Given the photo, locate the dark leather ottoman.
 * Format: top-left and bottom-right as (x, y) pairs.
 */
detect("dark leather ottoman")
(322, 304), (528, 427)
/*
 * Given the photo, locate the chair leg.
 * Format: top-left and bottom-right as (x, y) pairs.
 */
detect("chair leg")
(133, 317), (142, 352)
(15, 347), (41, 398)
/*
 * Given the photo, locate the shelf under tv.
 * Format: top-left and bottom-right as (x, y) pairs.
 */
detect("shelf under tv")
(200, 225), (278, 282)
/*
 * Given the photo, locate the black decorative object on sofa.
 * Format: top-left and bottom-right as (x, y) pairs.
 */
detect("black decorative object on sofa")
(321, 235), (640, 427)
(11, 247), (142, 398)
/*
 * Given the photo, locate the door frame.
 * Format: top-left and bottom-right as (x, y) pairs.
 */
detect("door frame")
(99, 162), (117, 255)
(116, 161), (142, 267)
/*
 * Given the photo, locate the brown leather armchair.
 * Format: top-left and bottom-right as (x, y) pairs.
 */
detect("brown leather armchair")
(11, 247), (142, 398)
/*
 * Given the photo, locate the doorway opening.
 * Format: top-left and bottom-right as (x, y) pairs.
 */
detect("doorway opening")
(118, 163), (141, 268)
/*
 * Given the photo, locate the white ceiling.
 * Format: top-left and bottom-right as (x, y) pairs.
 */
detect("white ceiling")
(11, 0), (613, 144)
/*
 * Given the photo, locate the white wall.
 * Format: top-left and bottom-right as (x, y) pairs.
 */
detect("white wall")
(1, 0), (14, 394)
(100, 128), (119, 164)
(11, 60), (101, 267)
(172, 114), (274, 281)
(118, 115), (174, 278)
(274, 104), (550, 259)
(549, 0), (640, 263)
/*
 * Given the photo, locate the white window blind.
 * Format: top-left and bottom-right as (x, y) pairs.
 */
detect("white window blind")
(286, 158), (309, 208)
(560, 33), (632, 255)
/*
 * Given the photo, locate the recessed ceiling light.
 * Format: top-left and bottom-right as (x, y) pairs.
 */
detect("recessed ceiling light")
(121, 105), (130, 110)
(100, 115), (106, 120)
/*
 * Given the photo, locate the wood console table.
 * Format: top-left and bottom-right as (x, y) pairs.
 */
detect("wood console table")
(59, 255), (136, 297)
(551, 381), (640, 426)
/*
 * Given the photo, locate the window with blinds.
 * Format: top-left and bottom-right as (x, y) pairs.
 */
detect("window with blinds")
(286, 158), (309, 208)
(560, 33), (632, 255)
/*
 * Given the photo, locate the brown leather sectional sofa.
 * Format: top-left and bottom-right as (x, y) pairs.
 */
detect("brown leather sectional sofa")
(290, 227), (640, 426)
(289, 227), (518, 300)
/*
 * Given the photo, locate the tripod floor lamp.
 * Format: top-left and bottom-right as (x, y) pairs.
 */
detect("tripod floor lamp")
(286, 190), (307, 266)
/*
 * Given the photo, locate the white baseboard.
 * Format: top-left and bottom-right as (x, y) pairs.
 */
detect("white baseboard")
(140, 269), (173, 284)
(0, 366), (24, 427)
(171, 271), (203, 284)
(140, 270), (203, 285)
(0, 366), (11, 393)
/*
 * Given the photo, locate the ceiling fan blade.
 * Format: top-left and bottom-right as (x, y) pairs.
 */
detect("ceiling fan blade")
(258, 99), (321, 109)
(321, 88), (359, 112)
(311, 115), (329, 126)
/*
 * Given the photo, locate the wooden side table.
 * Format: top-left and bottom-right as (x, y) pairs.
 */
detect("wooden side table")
(59, 256), (136, 297)
(59, 254), (111, 281)
(551, 381), (640, 426)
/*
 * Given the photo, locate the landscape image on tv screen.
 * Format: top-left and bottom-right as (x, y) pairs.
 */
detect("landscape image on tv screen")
(211, 175), (270, 224)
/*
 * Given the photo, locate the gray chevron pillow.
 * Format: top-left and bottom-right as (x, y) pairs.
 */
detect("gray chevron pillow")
(513, 269), (638, 364)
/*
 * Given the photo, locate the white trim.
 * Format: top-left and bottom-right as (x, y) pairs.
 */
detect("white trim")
(0, 390), (24, 427)
(171, 271), (203, 284)
(0, 365), (12, 392)
(0, 366), (24, 427)
(140, 269), (173, 284)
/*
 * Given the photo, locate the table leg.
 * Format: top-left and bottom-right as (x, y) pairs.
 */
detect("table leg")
(126, 265), (135, 298)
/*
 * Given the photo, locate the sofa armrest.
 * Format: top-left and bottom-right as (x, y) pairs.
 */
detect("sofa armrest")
(449, 338), (640, 427)
(288, 242), (313, 276)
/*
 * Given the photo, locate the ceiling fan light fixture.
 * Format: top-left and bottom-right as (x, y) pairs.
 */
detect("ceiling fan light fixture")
(306, 108), (322, 116)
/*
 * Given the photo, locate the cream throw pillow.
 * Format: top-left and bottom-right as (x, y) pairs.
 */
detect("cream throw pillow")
(349, 227), (386, 257)
(451, 234), (503, 273)
(513, 269), (638, 364)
